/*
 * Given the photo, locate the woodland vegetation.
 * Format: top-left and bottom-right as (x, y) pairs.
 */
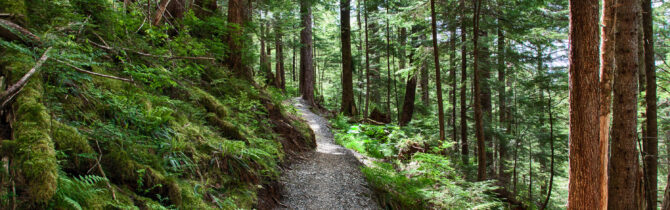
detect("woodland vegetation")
(0, 0), (669, 209)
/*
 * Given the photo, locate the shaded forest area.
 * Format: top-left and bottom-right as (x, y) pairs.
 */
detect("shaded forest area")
(0, 0), (669, 209)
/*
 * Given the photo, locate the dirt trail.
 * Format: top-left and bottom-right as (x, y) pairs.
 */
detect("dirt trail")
(275, 98), (379, 210)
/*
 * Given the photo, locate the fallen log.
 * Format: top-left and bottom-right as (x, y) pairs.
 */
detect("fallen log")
(0, 19), (40, 45)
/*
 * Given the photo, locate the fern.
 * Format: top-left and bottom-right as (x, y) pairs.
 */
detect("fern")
(52, 172), (109, 209)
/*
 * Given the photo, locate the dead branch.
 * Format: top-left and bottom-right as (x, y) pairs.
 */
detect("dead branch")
(0, 47), (52, 108)
(53, 59), (134, 82)
(153, 0), (172, 26)
(87, 40), (215, 61)
(0, 19), (41, 45)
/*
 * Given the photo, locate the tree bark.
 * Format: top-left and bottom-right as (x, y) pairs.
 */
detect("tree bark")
(152, 0), (172, 26)
(385, 5), (392, 117)
(497, 23), (509, 186)
(459, 0), (468, 165)
(275, 17), (285, 90)
(450, 21), (458, 150)
(599, 0), (615, 208)
(473, 0), (486, 181)
(567, 0), (603, 209)
(363, 0), (371, 119)
(609, 0), (641, 209)
(398, 27), (416, 126)
(642, 0), (658, 209)
(300, 0), (315, 105)
(430, 0), (446, 141)
(540, 91), (555, 210)
(341, 0), (356, 116)
(225, 0), (253, 81)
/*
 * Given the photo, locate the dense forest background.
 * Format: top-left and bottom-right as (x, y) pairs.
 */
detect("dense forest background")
(0, 0), (668, 209)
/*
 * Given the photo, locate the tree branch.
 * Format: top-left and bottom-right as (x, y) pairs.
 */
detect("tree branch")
(0, 19), (41, 45)
(53, 59), (134, 82)
(0, 47), (52, 108)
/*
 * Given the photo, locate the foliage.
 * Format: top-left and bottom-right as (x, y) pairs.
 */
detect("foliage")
(332, 115), (502, 209)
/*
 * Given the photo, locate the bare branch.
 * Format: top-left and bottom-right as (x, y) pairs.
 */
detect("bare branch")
(0, 47), (52, 108)
(53, 59), (134, 82)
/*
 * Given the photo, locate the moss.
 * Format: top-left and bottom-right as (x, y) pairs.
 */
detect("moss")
(101, 149), (182, 207)
(51, 121), (96, 173)
(206, 114), (247, 141)
(0, 0), (25, 16)
(177, 181), (215, 209)
(5, 52), (59, 205)
(190, 87), (228, 118)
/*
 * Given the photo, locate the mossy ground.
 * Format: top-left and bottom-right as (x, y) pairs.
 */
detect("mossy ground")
(0, 1), (315, 208)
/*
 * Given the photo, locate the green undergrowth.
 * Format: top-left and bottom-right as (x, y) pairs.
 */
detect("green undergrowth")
(330, 114), (502, 209)
(0, 0), (314, 209)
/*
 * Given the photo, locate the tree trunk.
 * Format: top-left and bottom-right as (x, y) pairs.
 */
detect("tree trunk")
(363, 0), (371, 119)
(567, 0), (603, 208)
(459, 0), (468, 165)
(473, 0), (486, 181)
(599, 0), (615, 208)
(153, 0), (172, 26)
(497, 24), (509, 186)
(430, 0), (446, 141)
(450, 21), (458, 150)
(420, 54), (429, 107)
(225, 0), (252, 81)
(273, 16), (285, 89)
(609, 0), (641, 209)
(481, 30), (493, 176)
(662, 131), (670, 210)
(398, 27), (416, 126)
(341, 0), (356, 116)
(540, 90), (555, 210)
(300, 0), (315, 105)
(642, 0), (658, 209)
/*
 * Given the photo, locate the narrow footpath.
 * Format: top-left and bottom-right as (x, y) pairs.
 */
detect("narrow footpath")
(275, 98), (380, 210)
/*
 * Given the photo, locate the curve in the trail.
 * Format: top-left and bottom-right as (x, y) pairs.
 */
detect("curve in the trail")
(275, 98), (379, 210)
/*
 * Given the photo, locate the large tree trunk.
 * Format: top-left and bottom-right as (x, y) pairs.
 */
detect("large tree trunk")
(459, 0), (468, 165)
(642, 0), (658, 209)
(193, 0), (218, 18)
(398, 27), (416, 126)
(300, 0), (315, 105)
(599, 0), (615, 208)
(567, 0), (603, 208)
(225, 0), (253, 81)
(341, 0), (356, 116)
(399, 74), (417, 127)
(429, 0), (446, 141)
(608, 0), (640, 209)
(473, 0), (486, 181)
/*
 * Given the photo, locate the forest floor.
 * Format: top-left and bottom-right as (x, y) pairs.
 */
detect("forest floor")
(275, 98), (380, 210)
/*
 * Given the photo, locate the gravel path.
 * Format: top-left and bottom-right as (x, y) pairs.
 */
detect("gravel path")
(276, 98), (379, 210)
